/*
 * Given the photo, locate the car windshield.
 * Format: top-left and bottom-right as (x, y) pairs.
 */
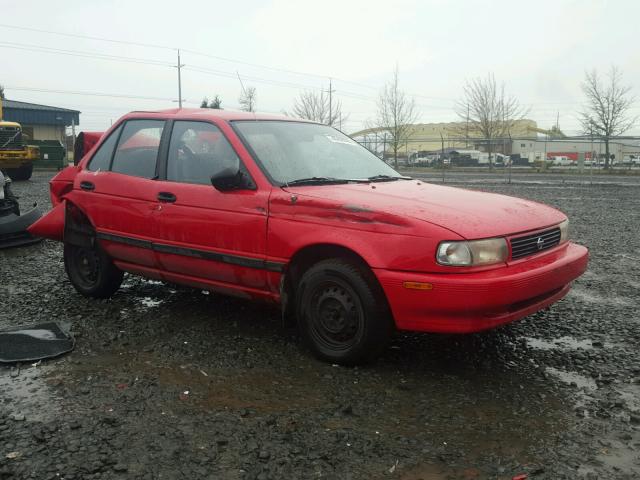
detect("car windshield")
(233, 120), (403, 185)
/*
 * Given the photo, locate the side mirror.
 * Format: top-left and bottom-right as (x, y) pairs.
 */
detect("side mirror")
(210, 166), (240, 191)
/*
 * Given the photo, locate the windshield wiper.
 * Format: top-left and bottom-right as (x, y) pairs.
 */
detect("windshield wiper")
(284, 176), (350, 186)
(366, 174), (412, 182)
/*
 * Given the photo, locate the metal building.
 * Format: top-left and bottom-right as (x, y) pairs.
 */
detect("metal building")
(1, 99), (80, 143)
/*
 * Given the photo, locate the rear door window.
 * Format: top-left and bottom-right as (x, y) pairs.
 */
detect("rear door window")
(87, 125), (122, 172)
(111, 120), (165, 179)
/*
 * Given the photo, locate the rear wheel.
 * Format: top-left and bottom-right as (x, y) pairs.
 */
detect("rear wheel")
(296, 259), (393, 365)
(64, 242), (123, 298)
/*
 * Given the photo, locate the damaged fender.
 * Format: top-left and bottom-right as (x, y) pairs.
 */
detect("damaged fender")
(27, 201), (65, 241)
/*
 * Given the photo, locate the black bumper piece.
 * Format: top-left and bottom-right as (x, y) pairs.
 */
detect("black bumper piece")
(0, 205), (43, 248)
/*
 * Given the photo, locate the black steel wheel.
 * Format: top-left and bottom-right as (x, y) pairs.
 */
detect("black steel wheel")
(297, 259), (393, 365)
(6, 164), (33, 181)
(64, 242), (123, 298)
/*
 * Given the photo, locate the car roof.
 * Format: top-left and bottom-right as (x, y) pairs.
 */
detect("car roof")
(122, 108), (316, 124)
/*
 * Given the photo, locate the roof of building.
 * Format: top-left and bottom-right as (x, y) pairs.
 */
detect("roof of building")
(1, 98), (80, 126)
(2, 99), (80, 113)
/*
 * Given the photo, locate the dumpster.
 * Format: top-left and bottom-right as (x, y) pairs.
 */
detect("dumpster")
(30, 140), (67, 170)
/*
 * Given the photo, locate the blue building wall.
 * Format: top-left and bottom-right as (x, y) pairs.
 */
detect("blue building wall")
(3, 107), (80, 126)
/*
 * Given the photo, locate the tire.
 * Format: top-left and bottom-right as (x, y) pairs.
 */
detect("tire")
(64, 242), (123, 298)
(6, 164), (33, 181)
(296, 259), (394, 365)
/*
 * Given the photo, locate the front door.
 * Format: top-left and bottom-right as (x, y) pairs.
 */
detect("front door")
(152, 120), (270, 295)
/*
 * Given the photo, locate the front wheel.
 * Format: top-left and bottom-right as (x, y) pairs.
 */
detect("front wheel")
(296, 259), (394, 365)
(6, 164), (33, 181)
(64, 243), (123, 298)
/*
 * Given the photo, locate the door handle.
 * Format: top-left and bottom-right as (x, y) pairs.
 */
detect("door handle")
(157, 192), (176, 203)
(80, 181), (95, 191)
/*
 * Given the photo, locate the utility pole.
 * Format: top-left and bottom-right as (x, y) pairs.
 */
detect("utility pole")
(507, 131), (512, 184)
(71, 116), (76, 164)
(590, 121), (594, 185)
(465, 104), (469, 148)
(440, 131), (445, 183)
(237, 71), (247, 96)
(326, 78), (335, 126)
(176, 49), (184, 108)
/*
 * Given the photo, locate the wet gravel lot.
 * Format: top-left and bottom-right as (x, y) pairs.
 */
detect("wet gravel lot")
(1, 171), (639, 479)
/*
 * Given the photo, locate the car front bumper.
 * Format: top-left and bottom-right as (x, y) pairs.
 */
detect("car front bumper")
(375, 242), (589, 333)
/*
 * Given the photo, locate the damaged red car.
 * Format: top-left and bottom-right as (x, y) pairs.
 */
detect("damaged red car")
(30, 109), (589, 364)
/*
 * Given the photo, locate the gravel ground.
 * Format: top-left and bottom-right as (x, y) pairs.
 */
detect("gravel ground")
(1, 171), (639, 480)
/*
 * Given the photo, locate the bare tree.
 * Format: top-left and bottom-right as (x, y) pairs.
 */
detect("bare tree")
(200, 95), (222, 109)
(372, 66), (418, 169)
(455, 73), (527, 169)
(290, 89), (348, 128)
(239, 86), (257, 112)
(0, 85), (5, 99)
(579, 66), (636, 169)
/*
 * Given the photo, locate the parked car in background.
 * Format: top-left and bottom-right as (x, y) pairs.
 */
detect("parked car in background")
(30, 109), (589, 365)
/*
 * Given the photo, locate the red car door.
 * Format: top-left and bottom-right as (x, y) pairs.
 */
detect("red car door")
(152, 120), (271, 297)
(72, 119), (166, 272)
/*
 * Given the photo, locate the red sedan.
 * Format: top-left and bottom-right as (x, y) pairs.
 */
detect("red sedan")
(30, 109), (588, 364)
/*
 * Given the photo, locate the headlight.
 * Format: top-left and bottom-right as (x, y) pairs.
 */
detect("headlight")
(559, 219), (569, 243)
(437, 238), (508, 266)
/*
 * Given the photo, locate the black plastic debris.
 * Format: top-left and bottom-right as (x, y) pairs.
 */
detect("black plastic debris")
(0, 322), (74, 363)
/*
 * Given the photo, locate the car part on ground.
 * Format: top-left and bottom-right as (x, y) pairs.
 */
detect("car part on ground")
(0, 170), (42, 248)
(0, 322), (74, 363)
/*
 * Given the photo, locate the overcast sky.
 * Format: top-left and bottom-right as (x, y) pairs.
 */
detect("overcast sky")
(2, 0), (639, 135)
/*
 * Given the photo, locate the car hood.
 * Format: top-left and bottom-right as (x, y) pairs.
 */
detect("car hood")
(283, 180), (566, 239)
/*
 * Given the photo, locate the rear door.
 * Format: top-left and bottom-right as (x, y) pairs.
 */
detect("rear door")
(152, 120), (271, 294)
(73, 119), (166, 270)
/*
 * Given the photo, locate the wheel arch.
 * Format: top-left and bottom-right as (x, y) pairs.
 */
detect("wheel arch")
(63, 200), (97, 248)
(280, 242), (388, 326)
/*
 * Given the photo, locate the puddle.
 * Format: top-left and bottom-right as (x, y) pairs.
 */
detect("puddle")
(616, 383), (640, 411)
(138, 297), (164, 308)
(0, 364), (61, 422)
(568, 287), (633, 307)
(546, 367), (597, 391)
(526, 336), (596, 351)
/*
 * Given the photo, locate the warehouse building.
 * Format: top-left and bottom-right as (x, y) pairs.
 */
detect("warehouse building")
(351, 119), (539, 162)
(1, 99), (80, 143)
(351, 120), (640, 166)
(512, 138), (640, 165)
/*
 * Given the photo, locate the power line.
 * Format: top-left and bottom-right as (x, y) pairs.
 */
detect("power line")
(0, 22), (452, 103)
(0, 41), (173, 67)
(0, 23), (175, 51)
(5, 86), (177, 102)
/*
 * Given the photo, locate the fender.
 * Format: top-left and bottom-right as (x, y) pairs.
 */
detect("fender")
(27, 200), (95, 248)
(27, 201), (65, 241)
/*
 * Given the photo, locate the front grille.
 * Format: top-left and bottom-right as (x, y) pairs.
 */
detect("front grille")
(510, 227), (561, 259)
(0, 126), (23, 150)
